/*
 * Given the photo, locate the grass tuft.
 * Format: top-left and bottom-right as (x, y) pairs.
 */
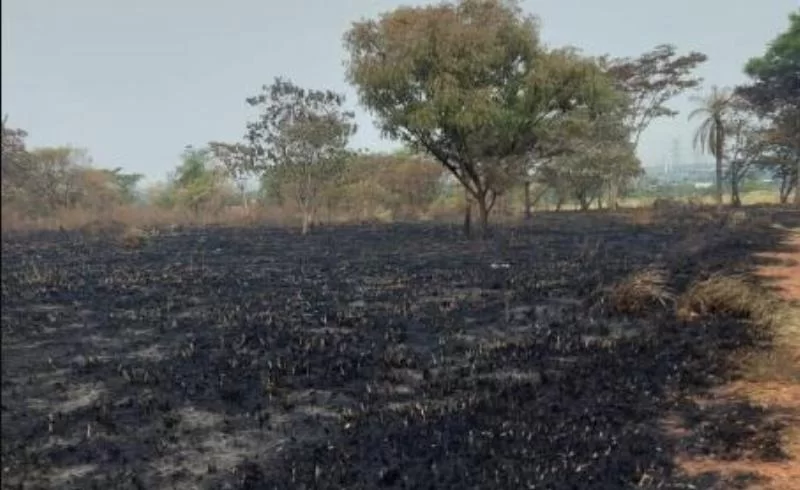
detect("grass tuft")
(604, 267), (675, 315)
(118, 226), (148, 249)
(676, 273), (783, 328)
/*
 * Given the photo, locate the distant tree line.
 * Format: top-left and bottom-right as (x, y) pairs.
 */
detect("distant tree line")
(2, 1), (796, 235)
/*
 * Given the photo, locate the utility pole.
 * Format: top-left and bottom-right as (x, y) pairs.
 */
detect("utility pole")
(669, 138), (681, 178)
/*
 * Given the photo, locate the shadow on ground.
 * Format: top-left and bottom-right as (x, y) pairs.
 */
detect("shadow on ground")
(1, 205), (797, 489)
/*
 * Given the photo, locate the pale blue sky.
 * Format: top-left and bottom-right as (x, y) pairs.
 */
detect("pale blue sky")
(2, 0), (796, 183)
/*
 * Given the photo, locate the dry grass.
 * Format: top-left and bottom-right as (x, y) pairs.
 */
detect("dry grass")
(118, 226), (148, 249)
(603, 267), (675, 315)
(0, 205), (314, 233)
(623, 199), (725, 231)
(77, 219), (127, 239)
(671, 233), (800, 489)
(676, 273), (783, 327)
(628, 207), (655, 226)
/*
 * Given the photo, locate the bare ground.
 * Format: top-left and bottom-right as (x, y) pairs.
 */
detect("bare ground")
(674, 231), (800, 490)
(2, 206), (799, 489)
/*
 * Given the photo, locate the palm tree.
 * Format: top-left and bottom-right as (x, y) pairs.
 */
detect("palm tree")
(689, 86), (735, 207)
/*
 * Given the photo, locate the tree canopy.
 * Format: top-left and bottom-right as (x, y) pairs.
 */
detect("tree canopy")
(741, 11), (800, 112)
(245, 78), (356, 233)
(738, 11), (800, 205)
(604, 44), (707, 149)
(344, 0), (620, 235)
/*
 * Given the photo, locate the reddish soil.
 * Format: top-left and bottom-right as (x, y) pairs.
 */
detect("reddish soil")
(755, 234), (800, 303)
(677, 232), (800, 490)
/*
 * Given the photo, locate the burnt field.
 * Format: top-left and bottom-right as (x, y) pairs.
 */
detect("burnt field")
(2, 209), (798, 489)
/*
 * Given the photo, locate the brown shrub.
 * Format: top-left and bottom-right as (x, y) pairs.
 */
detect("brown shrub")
(78, 219), (127, 239)
(628, 207), (654, 226)
(604, 267), (675, 315)
(118, 226), (148, 249)
(652, 198), (686, 212)
(676, 273), (782, 327)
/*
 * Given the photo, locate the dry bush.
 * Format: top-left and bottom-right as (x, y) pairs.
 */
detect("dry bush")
(621, 199), (711, 230)
(720, 209), (749, 229)
(652, 198), (687, 212)
(0, 204), (296, 234)
(676, 273), (782, 327)
(118, 226), (148, 249)
(604, 267), (675, 315)
(78, 219), (127, 239)
(629, 207), (655, 226)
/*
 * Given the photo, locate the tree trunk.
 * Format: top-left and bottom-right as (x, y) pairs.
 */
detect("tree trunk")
(795, 158), (800, 207)
(730, 163), (741, 208)
(715, 155), (724, 208)
(607, 181), (619, 210)
(301, 208), (311, 235)
(523, 181), (532, 220)
(578, 193), (591, 211)
(779, 177), (790, 204)
(476, 197), (490, 239)
(463, 188), (472, 237)
(715, 126), (724, 209)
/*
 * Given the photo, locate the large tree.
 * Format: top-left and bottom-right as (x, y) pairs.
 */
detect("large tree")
(27, 147), (90, 212)
(762, 110), (800, 203)
(598, 44), (706, 209)
(724, 100), (769, 207)
(740, 11), (800, 111)
(246, 78), (356, 234)
(344, 0), (618, 236)
(605, 45), (707, 149)
(534, 104), (641, 210)
(738, 11), (800, 205)
(689, 86), (736, 207)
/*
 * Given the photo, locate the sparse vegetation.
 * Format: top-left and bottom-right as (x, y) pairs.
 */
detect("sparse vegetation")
(604, 267), (674, 315)
(3, 207), (799, 488)
(3, 1), (799, 489)
(118, 226), (148, 249)
(676, 273), (781, 326)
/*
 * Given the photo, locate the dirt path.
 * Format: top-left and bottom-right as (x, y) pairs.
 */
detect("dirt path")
(679, 232), (800, 490)
(755, 234), (800, 303)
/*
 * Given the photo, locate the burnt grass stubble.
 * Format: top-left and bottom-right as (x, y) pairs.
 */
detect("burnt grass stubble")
(2, 208), (797, 489)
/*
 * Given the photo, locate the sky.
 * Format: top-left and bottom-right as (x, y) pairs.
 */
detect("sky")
(2, 0), (797, 184)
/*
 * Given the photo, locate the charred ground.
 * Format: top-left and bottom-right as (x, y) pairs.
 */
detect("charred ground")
(2, 208), (798, 489)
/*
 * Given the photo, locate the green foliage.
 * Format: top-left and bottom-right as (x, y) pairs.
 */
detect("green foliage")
(167, 146), (226, 213)
(208, 141), (256, 208)
(739, 11), (800, 204)
(333, 151), (446, 219)
(1, 124), (147, 219)
(1, 119), (31, 206)
(742, 11), (800, 111)
(104, 168), (145, 204)
(246, 78), (356, 232)
(689, 86), (737, 206)
(604, 44), (707, 148)
(534, 105), (642, 209)
(344, 0), (619, 234)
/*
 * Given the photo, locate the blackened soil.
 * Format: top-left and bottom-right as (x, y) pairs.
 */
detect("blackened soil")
(1, 209), (795, 489)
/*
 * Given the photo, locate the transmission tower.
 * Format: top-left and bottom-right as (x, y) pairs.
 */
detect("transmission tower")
(669, 138), (681, 176)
